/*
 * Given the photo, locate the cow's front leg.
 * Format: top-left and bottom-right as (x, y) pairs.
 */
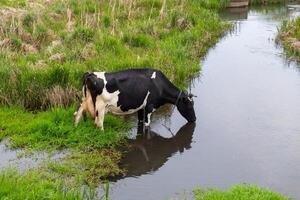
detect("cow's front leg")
(137, 106), (153, 133)
(138, 109), (145, 125)
(144, 104), (154, 127)
(95, 99), (106, 130)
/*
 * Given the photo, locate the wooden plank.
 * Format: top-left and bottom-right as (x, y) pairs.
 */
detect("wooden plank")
(228, 0), (249, 8)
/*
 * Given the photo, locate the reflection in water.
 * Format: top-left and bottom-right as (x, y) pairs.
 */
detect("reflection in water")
(114, 123), (195, 180)
(220, 7), (248, 21)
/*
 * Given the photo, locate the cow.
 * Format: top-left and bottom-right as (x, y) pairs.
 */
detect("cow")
(74, 68), (196, 130)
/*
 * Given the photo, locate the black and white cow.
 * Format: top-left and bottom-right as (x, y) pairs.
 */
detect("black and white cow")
(74, 68), (196, 130)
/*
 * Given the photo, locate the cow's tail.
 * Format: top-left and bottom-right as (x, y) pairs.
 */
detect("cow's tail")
(82, 72), (91, 98)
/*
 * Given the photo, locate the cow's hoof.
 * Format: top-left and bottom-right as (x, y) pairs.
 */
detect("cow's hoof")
(96, 124), (104, 131)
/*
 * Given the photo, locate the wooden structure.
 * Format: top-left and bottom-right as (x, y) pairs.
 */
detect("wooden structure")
(227, 0), (249, 8)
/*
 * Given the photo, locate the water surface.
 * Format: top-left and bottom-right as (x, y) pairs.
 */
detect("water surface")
(110, 5), (300, 200)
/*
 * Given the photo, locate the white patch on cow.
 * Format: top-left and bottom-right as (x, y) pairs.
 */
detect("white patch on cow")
(93, 72), (107, 84)
(145, 112), (152, 126)
(106, 91), (150, 115)
(151, 72), (156, 79)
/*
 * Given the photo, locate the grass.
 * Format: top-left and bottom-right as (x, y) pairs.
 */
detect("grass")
(0, 106), (130, 185)
(277, 17), (300, 61)
(250, 0), (300, 5)
(0, 169), (82, 200)
(0, 0), (229, 109)
(47, 149), (124, 184)
(194, 185), (291, 200)
(0, 169), (103, 200)
(198, 0), (230, 9)
(0, 106), (131, 150)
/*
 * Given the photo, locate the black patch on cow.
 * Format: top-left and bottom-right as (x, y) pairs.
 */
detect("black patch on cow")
(85, 73), (104, 106)
(105, 77), (118, 93)
(105, 70), (153, 112)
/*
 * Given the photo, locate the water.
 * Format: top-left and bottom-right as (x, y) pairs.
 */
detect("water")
(109, 5), (300, 200)
(0, 140), (66, 171)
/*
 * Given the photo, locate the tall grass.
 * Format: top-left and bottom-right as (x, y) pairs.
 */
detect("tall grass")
(0, 0), (229, 110)
(277, 17), (300, 60)
(198, 0), (230, 9)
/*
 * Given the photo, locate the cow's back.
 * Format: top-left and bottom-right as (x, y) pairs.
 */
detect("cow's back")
(104, 68), (158, 112)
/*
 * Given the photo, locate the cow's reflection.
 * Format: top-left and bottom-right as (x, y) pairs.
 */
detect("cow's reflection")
(113, 122), (196, 180)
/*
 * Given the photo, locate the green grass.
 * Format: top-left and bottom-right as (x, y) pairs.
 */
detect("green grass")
(277, 17), (300, 60)
(198, 0), (229, 9)
(251, 0), (287, 5)
(194, 185), (290, 200)
(0, 106), (131, 150)
(0, 169), (92, 200)
(47, 149), (124, 184)
(250, 0), (300, 5)
(0, 106), (130, 185)
(0, 0), (229, 109)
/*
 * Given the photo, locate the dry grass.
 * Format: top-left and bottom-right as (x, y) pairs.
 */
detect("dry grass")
(45, 85), (80, 108)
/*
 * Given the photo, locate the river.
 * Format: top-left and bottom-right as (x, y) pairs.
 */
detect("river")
(109, 4), (300, 200)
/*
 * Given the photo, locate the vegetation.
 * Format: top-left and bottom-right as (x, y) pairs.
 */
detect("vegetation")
(198, 0), (229, 9)
(277, 17), (300, 60)
(0, 106), (130, 150)
(0, 0), (229, 110)
(251, 0), (287, 5)
(194, 185), (290, 200)
(0, 169), (88, 200)
(0, 106), (129, 184)
(250, 0), (300, 5)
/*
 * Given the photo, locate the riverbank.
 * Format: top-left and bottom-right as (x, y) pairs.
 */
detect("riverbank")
(193, 185), (290, 200)
(250, 0), (300, 5)
(1, 172), (291, 200)
(277, 16), (300, 60)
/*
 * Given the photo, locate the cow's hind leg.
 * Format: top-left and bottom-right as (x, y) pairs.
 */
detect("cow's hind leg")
(83, 111), (87, 122)
(95, 99), (106, 130)
(74, 102), (86, 127)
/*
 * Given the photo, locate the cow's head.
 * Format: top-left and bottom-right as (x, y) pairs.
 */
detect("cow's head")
(176, 90), (196, 122)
